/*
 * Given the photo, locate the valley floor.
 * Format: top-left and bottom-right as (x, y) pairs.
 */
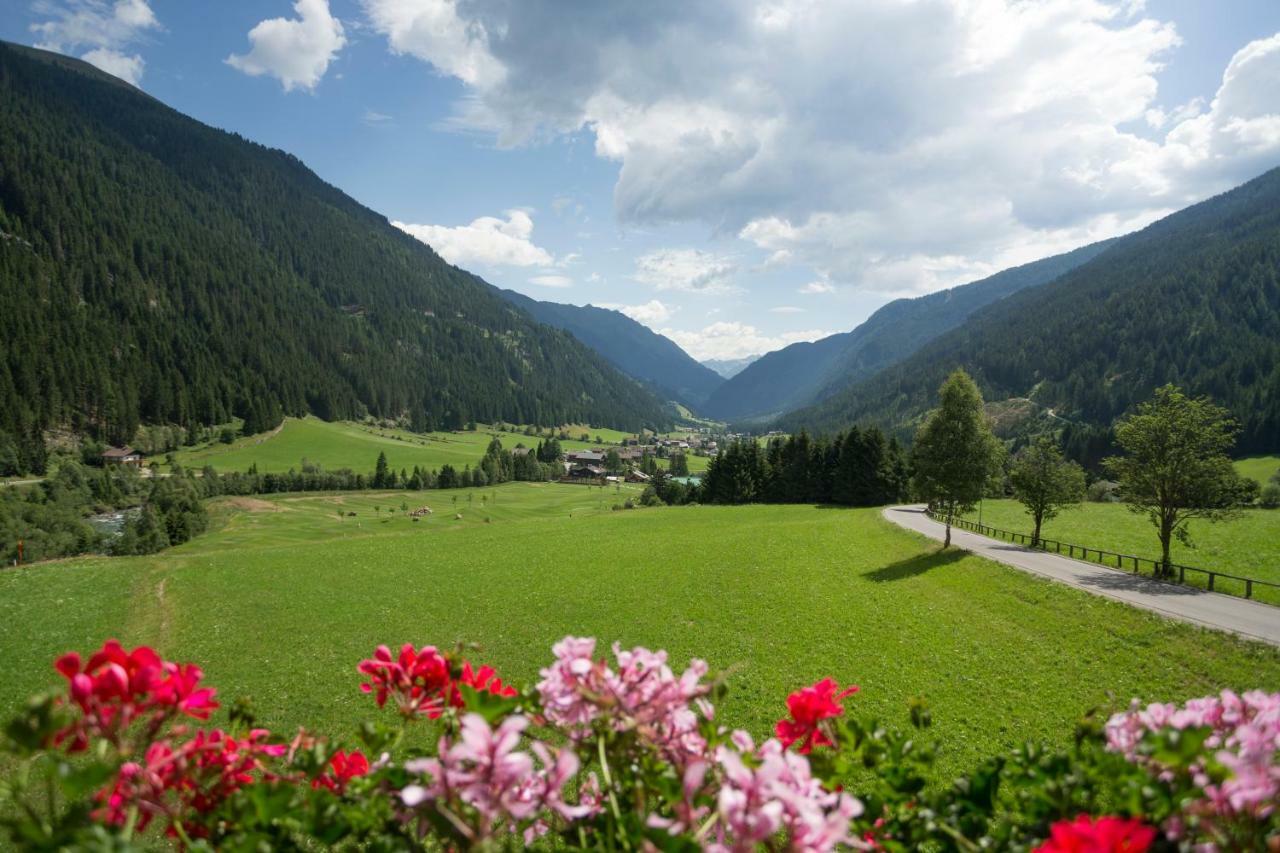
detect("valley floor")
(2, 483), (1279, 781)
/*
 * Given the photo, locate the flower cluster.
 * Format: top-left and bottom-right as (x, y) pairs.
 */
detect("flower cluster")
(53, 639), (217, 750)
(400, 713), (597, 843)
(711, 737), (864, 850)
(11, 636), (1278, 852)
(536, 635), (712, 762)
(357, 643), (516, 719)
(1033, 815), (1156, 853)
(775, 677), (859, 754)
(95, 728), (285, 835)
(1105, 689), (1280, 819)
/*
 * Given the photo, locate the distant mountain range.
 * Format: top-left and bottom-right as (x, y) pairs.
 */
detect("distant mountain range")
(778, 166), (1280, 455)
(702, 240), (1114, 423)
(0, 41), (669, 470)
(496, 290), (725, 408)
(701, 356), (761, 379)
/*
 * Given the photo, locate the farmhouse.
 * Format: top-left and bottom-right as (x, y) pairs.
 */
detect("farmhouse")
(566, 450), (605, 465)
(102, 446), (142, 466)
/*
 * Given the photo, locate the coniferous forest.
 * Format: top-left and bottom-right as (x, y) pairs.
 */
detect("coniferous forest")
(777, 166), (1280, 455)
(0, 43), (669, 474)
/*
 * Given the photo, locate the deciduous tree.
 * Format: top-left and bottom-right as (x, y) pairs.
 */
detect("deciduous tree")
(1009, 437), (1085, 546)
(910, 370), (1004, 547)
(1103, 385), (1254, 576)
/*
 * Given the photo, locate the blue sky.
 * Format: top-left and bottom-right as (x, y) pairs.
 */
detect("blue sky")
(5, 0), (1280, 361)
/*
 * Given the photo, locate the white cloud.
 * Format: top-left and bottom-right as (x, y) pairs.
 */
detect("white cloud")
(394, 210), (554, 267)
(634, 248), (737, 293)
(31, 0), (160, 85)
(529, 274), (572, 288)
(361, 0), (504, 87)
(227, 0), (346, 92)
(79, 47), (145, 85)
(659, 321), (832, 361)
(596, 299), (675, 325)
(365, 1), (1280, 295)
(769, 306), (803, 314)
(798, 280), (835, 295)
(363, 109), (394, 124)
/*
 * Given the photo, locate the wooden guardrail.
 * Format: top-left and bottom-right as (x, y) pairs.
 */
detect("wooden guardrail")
(926, 511), (1280, 602)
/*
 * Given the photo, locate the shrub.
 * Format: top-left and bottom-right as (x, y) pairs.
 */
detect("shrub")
(3, 638), (1277, 851)
(1087, 479), (1119, 502)
(1260, 483), (1280, 509)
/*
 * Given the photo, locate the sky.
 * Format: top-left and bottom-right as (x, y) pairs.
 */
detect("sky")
(4, 1), (1280, 361)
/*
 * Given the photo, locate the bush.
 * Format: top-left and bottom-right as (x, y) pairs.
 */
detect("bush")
(219, 427), (237, 444)
(1260, 483), (1280, 509)
(3, 637), (1276, 851)
(1086, 479), (1119, 502)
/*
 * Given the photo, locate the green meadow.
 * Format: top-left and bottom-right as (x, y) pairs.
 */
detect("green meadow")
(171, 417), (709, 476)
(959, 499), (1280, 602)
(1236, 454), (1280, 486)
(3, 483), (1278, 781)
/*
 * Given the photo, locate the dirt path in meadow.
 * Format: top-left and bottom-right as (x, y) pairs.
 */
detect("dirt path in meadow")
(883, 505), (1280, 647)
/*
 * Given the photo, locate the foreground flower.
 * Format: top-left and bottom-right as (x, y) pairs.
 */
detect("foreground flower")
(95, 728), (284, 835)
(1105, 690), (1280, 819)
(358, 644), (515, 719)
(313, 749), (371, 792)
(1033, 815), (1156, 853)
(712, 738), (864, 851)
(776, 678), (859, 753)
(400, 714), (596, 841)
(54, 640), (217, 751)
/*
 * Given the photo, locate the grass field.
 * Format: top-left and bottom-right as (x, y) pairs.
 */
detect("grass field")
(170, 417), (707, 475)
(1236, 454), (1280, 486)
(3, 484), (1278, 782)
(959, 499), (1280, 603)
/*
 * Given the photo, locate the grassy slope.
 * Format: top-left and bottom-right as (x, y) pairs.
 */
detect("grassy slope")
(1236, 455), (1280, 486)
(959, 500), (1280, 602)
(3, 486), (1278, 780)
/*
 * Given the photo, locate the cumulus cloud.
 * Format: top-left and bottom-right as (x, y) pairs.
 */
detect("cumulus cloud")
(361, 0), (1280, 294)
(634, 248), (737, 293)
(529, 274), (572, 288)
(227, 0), (346, 92)
(596, 299), (675, 325)
(30, 0), (160, 86)
(394, 210), (554, 267)
(659, 321), (832, 361)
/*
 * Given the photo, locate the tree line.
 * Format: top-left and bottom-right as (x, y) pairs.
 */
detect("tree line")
(700, 427), (908, 506)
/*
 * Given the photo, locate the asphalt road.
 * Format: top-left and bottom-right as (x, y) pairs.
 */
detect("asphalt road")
(883, 504), (1280, 647)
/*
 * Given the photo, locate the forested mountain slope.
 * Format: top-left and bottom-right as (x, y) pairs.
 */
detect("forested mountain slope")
(704, 240), (1112, 422)
(497, 289), (724, 407)
(0, 42), (668, 472)
(780, 166), (1280, 454)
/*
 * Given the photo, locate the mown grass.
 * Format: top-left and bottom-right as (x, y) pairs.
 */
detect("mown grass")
(3, 485), (1278, 781)
(170, 417), (708, 476)
(959, 499), (1280, 603)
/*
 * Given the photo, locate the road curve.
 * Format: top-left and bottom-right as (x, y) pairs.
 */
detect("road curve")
(883, 505), (1280, 648)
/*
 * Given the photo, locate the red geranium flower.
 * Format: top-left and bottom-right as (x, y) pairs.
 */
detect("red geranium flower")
(358, 644), (516, 718)
(53, 640), (218, 751)
(312, 749), (371, 792)
(775, 677), (859, 753)
(1034, 815), (1157, 853)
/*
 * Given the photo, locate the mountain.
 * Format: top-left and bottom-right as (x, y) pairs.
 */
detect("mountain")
(702, 240), (1113, 422)
(496, 290), (724, 407)
(702, 356), (761, 379)
(780, 166), (1280, 455)
(0, 42), (670, 472)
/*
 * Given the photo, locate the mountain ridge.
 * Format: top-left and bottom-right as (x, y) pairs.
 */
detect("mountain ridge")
(0, 41), (669, 472)
(703, 239), (1115, 422)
